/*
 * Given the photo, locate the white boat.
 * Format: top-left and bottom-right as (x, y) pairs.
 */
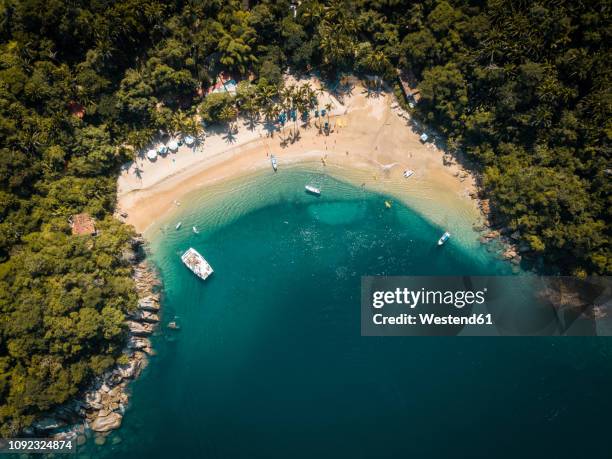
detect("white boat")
(175, 222), (182, 230)
(271, 155), (278, 171)
(403, 169), (415, 178)
(192, 226), (199, 234)
(438, 231), (451, 246)
(305, 185), (321, 196)
(181, 247), (214, 280)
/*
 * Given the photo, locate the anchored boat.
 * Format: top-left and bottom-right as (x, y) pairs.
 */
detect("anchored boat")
(175, 222), (182, 230)
(437, 231), (451, 246)
(305, 185), (321, 196)
(271, 155), (278, 171)
(181, 247), (214, 280)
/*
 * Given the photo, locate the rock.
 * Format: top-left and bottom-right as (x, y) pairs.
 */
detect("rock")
(130, 235), (144, 247)
(117, 359), (141, 379)
(128, 336), (152, 351)
(480, 199), (491, 214)
(483, 230), (500, 239)
(510, 230), (521, 240)
(138, 297), (160, 312)
(126, 321), (154, 336)
(128, 310), (160, 323)
(77, 435), (87, 446)
(502, 247), (517, 260)
(511, 255), (522, 265)
(91, 412), (123, 432)
(94, 434), (107, 445)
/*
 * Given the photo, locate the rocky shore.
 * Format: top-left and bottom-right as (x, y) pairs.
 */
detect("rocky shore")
(471, 198), (534, 271)
(27, 235), (161, 446)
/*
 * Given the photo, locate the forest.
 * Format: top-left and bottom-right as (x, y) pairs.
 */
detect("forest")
(0, 0), (610, 435)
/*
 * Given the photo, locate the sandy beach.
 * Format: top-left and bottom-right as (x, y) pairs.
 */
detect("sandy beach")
(117, 76), (481, 236)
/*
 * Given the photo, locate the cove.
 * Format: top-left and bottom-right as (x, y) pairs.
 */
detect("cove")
(86, 169), (612, 458)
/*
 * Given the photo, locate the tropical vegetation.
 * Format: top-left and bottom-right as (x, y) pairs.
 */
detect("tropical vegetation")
(0, 0), (609, 434)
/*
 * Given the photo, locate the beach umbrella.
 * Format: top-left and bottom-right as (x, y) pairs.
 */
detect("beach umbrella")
(420, 133), (429, 143)
(157, 145), (168, 155)
(146, 149), (157, 160)
(184, 135), (195, 146)
(168, 140), (179, 151)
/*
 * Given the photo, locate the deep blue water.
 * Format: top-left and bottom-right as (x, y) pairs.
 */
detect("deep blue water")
(85, 170), (612, 458)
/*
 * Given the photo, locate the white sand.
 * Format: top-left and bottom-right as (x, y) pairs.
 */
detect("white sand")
(117, 76), (482, 238)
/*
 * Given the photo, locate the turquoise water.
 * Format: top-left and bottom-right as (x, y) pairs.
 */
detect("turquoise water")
(89, 169), (611, 458)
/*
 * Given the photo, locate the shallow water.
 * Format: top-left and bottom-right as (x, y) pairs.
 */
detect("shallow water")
(85, 169), (612, 458)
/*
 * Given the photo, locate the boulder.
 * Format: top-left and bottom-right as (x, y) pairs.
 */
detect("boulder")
(138, 297), (160, 312)
(510, 230), (521, 240)
(127, 321), (154, 336)
(94, 434), (107, 445)
(483, 230), (500, 239)
(128, 336), (152, 350)
(117, 359), (141, 380)
(128, 310), (160, 323)
(91, 412), (123, 432)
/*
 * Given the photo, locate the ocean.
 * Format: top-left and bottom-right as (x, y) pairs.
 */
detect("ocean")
(85, 168), (612, 458)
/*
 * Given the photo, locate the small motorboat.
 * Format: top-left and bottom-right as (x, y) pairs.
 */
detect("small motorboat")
(192, 226), (199, 234)
(385, 200), (392, 208)
(403, 169), (415, 178)
(305, 185), (321, 196)
(167, 321), (180, 330)
(175, 222), (182, 230)
(438, 231), (451, 246)
(271, 154), (278, 171)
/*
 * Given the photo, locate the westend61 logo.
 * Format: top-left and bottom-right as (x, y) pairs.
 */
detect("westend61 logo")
(361, 276), (612, 337)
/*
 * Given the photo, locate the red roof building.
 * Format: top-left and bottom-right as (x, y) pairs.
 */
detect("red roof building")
(70, 213), (96, 235)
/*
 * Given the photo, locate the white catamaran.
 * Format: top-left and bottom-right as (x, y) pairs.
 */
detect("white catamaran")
(181, 247), (214, 280)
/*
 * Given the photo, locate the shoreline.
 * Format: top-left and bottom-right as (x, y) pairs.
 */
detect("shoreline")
(117, 77), (485, 240)
(29, 237), (162, 445)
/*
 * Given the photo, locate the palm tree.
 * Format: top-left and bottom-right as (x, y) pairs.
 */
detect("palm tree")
(218, 34), (257, 75)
